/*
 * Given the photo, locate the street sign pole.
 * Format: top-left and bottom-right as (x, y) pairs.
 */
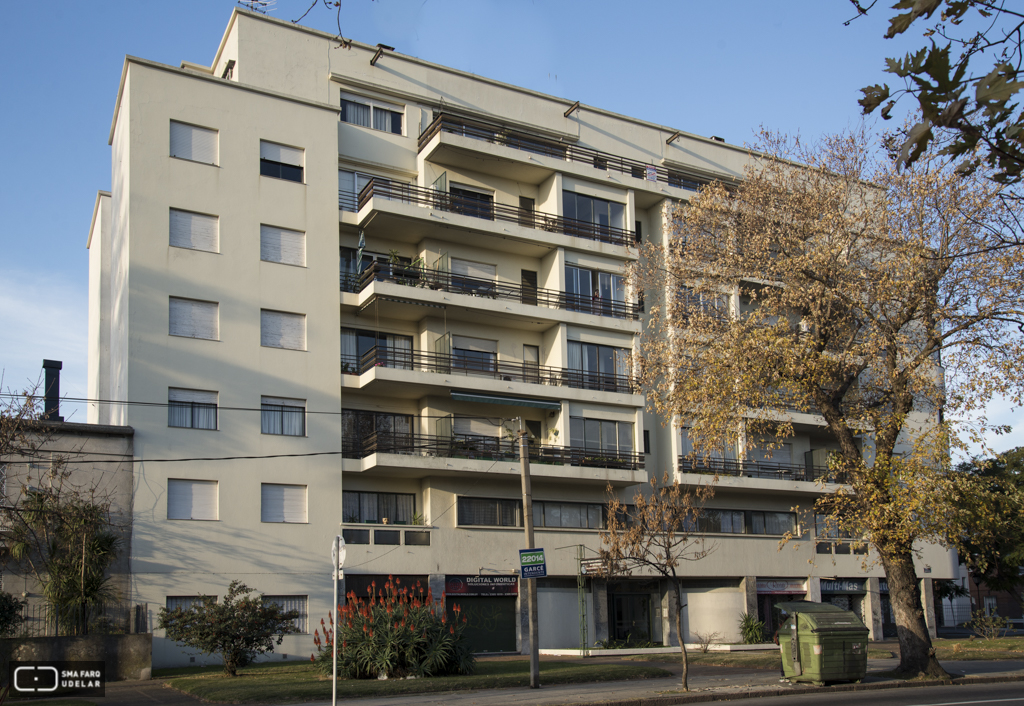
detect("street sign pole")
(331, 535), (346, 706)
(518, 421), (540, 688)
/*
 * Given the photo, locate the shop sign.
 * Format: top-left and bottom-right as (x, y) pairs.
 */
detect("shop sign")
(821, 579), (865, 594)
(445, 575), (519, 596)
(756, 579), (807, 594)
(519, 548), (547, 579)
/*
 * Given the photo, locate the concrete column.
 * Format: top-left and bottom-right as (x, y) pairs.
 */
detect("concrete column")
(863, 577), (884, 640)
(428, 574), (445, 603)
(593, 578), (609, 644)
(518, 588), (527, 654)
(805, 576), (822, 603)
(920, 578), (937, 640)
(740, 576), (758, 616)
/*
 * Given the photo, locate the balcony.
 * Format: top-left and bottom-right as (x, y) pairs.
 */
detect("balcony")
(344, 432), (644, 471)
(677, 457), (846, 484)
(340, 180), (635, 248)
(342, 344), (635, 394)
(418, 113), (711, 191)
(341, 261), (641, 321)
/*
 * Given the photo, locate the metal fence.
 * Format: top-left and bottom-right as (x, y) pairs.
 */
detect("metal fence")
(941, 603), (974, 627)
(17, 601), (149, 637)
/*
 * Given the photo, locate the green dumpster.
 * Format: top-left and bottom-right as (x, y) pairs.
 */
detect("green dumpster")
(776, 600), (869, 685)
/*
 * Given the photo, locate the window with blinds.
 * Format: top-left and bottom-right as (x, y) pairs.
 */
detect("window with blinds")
(451, 258), (496, 296)
(260, 310), (306, 350)
(340, 93), (403, 135)
(533, 501), (605, 529)
(169, 121), (218, 165)
(168, 388), (218, 430)
(169, 297), (219, 340)
(342, 491), (415, 524)
(261, 396), (305, 436)
(166, 595), (215, 611)
(453, 416), (500, 437)
(452, 335), (497, 375)
(261, 483), (307, 523)
(693, 509), (797, 536)
(167, 479), (218, 520)
(260, 225), (305, 267)
(457, 497), (521, 527)
(263, 595), (308, 633)
(169, 209), (219, 252)
(259, 140), (304, 183)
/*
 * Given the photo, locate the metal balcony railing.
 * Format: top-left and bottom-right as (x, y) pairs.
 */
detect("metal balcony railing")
(677, 456), (846, 484)
(340, 261), (641, 321)
(418, 113), (713, 191)
(344, 432), (643, 470)
(340, 179), (635, 247)
(342, 344), (635, 394)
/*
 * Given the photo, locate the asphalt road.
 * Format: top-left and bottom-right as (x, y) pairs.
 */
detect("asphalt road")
(718, 681), (1024, 705)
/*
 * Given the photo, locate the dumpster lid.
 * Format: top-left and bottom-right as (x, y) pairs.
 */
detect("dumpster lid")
(776, 600), (868, 631)
(775, 600), (848, 615)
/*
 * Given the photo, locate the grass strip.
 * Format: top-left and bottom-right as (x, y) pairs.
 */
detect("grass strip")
(165, 660), (670, 703)
(625, 648), (894, 668)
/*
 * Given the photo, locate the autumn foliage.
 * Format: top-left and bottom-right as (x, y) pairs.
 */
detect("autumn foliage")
(312, 576), (475, 679)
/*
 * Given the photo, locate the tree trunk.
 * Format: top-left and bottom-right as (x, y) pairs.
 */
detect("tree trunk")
(880, 550), (948, 678)
(675, 586), (688, 691)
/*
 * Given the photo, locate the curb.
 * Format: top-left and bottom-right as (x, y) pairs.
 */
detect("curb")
(565, 673), (1024, 706)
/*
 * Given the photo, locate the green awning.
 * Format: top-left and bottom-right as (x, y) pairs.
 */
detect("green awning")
(450, 391), (562, 411)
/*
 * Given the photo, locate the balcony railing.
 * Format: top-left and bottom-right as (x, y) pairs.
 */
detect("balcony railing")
(344, 432), (643, 470)
(342, 344), (635, 394)
(677, 456), (846, 484)
(341, 261), (641, 320)
(418, 113), (712, 191)
(340, 179), (635, 247)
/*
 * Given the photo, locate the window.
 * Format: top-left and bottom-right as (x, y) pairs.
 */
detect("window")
(169, 208), (219, 253)
(449, 185), (494, 220)
(170, 121), (217, 165)
(261, 310), (306, 351)
(567, 341), (630, 392)
(533, 501), (605, 529)
(167, 479), (218, 520)
(166, 595), (215, 611)
(643, 430), (651, 455)
(452, 336), (497, 375)
(261, 396), (305, 436)
(340, 328), (412, 372)
(169, 297), (218, 340)
(343, 491), (415, 524)
(340, 93), (403, 135)
(565, 265), (626, 317)
(338, 169), (376, 211)
(570, 417), (634, 456)
(260, 140), (304, 183)
(694, 509), (797, 535)
(168, 388), (218, 430)
(261, 483), (307, 523)
(405, 531), (430, 546)
(342, 529), (370, 544)
(263, 595), (308, 633)
(668, 171), (702, 191)
(375, 530), (401, 545)
(342, 410), (413, 455)
(451, 259), (496, 296)
(562, 191), (624, 233)
(457, 497), (521, 527)
(260, 225), (305, 267)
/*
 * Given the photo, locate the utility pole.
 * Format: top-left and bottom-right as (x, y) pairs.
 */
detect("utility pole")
(518, 419), (540, 688)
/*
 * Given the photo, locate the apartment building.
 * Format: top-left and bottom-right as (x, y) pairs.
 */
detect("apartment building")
(86, 9), (955, 666)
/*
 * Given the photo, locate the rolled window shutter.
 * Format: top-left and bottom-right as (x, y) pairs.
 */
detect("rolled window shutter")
(169, 298), (219, 340)
(452, 336), (497, 353)
(261, 484), (307, 523)
(168, 479), (218, 520)
(170, 209), (219, 252)
(260, 310), (306, 350)
(451, 259), (496, 280)
(454, 417), (498, 437)
(260, 225), (306, 266)
(260, 141), (303, 166)
(168, 388), (217, 405)
(170, 121), (217, 164)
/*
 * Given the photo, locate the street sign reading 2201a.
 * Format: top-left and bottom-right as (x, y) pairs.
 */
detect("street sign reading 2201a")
(519, 549), (547, 579)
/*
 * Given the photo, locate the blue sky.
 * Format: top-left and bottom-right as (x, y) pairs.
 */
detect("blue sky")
(0, 0), (1018, 455)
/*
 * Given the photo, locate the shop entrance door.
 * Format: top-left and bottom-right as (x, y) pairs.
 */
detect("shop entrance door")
(612, 594), (652, 642)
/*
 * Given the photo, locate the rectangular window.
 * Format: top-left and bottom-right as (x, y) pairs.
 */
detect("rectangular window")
(342, 490), (415, 524)
(340, 93), (403, 135)
(375, 529), (401, 545)
(170, 121), (217, 165)
(166, 596), (214, 611)
(562, 191), (624, 232)
(405, 530), (430, 546)
(569, 417), (633, 455)
(567, 341), (630, 391)
(343, 528), (370, 544)
(450, 185), (494, 220)
(261, 310), (306, 350)
(533, 501), (605, 529)
(261, 396), (306, 436)
(169, 209), (219, 253)
(260, 225), (305, 267)
(168, 388), (218, 430)
(260, 140), (304, 183)
(457, 497), (521, 527)
(261, 483), (308, 523)
(169, 297), (218, 340)
(263, 595), (308, 633)
(338, 169), (376, 211)
(167, 479), (218, 521)
(340, 328), (412, 371)
(452, 335), (497, 375)
(451, 258), (496, 296)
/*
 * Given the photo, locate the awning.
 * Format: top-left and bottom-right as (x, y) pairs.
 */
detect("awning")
(451, 391), (562, 411)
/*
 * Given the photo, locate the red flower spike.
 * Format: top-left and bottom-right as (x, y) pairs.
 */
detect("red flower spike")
(449, 625), (455, 635)
(310, 654), (315, 662)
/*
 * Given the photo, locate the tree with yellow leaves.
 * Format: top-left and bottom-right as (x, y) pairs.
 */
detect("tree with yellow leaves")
(632, 127), (1024, 678)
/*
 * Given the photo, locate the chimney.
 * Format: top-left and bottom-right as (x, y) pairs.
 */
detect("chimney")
(42, 360), (63, 422)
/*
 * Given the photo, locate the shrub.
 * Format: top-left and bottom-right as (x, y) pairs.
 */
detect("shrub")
(693, 630), (721, 653)
(0, 592), (25, 637)
(158, 580), (299, 676)
(738, 612), (767, 644)
(312, 576), (474, 679)
(967, 609), (1010, 640)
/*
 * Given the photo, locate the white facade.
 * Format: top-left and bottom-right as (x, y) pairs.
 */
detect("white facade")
(88, 10), (955, 666)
